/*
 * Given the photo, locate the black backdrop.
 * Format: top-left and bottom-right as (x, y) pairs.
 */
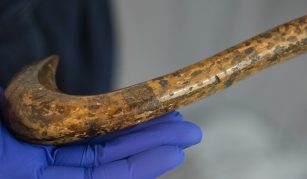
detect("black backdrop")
(0, 0), (116, 95)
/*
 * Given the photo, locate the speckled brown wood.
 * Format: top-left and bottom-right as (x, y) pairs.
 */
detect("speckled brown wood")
(3, 15), (307, 145)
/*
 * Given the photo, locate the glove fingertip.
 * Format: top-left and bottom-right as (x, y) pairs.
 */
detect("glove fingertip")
(172, 110), (184, 121)
(159, 110), (184, 121)
(185, 122), (203, 143)
(173, 121), (203, 148)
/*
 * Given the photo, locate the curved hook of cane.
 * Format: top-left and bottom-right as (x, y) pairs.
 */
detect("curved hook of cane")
(3, 15), (307, 145)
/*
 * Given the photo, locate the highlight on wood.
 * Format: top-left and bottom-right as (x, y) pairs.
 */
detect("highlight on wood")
(3, 15), (307, 145)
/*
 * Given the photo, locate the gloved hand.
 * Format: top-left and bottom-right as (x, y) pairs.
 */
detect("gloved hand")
(0, 87), (202, 179)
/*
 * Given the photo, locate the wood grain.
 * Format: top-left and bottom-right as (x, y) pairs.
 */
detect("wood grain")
(4, 15), (307, 145)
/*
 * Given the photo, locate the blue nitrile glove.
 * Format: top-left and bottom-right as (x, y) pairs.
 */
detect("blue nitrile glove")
(0, 87), (202, 179)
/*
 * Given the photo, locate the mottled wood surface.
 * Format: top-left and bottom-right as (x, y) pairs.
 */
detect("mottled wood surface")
(3, 15), (307, 145)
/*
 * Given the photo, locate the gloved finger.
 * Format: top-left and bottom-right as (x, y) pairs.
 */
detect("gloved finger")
(72, 111), (184, 145)
(53, 121), (202, 167)
(43, 146), (184, 179)
(91, 146), (184, 179)
(40, 166), (85, 179)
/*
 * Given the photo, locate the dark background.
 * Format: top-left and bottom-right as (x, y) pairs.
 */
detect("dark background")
(0, 0), (116, 95)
